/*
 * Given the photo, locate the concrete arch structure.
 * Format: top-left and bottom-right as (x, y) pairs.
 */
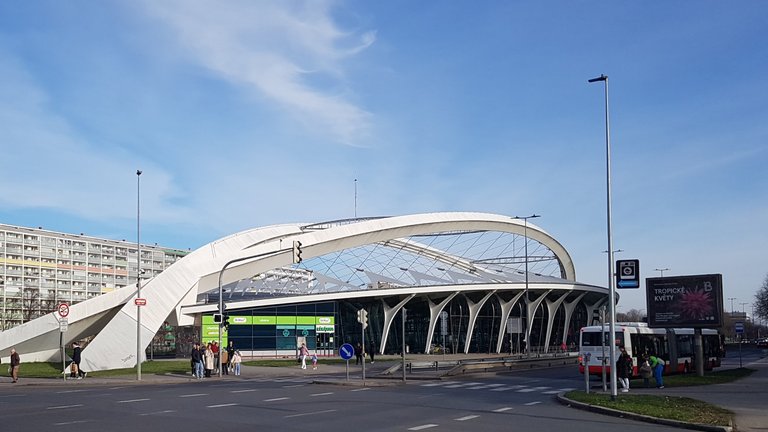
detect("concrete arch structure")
(0, 212), (608, 369)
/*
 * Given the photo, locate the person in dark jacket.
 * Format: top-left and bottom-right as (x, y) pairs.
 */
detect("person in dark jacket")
(72, 342), (87, 379)
(9, 347), (20, 383)
(190, 343), (203, 379)
(616, 347), (632, 392)
(355, 342), (364, 365)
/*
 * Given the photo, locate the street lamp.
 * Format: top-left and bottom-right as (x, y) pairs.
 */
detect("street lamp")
(654, 268), (670, 277)
(136, 169), (142, 381)
(728, 297), (736, 315)
(589, 73), (618, 400)
(514, 214), (540, 358)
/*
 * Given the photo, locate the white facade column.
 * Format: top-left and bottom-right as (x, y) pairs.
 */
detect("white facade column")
(526, 290), (551, 353)
(560, 292), (586, 347)
(495, 291), (526, 353)
(542, 292), (569, 353)
(379, 294), (415, 354)
(463, 290), (497, 354)
(423, 292), (459, 354)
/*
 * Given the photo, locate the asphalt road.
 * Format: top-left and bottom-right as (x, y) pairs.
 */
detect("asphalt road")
(0, 365), (692, 432)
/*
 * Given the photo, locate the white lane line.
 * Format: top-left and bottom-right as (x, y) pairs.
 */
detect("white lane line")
(420, 383), (443, 387)
(207, 403), (238, 408)
(282, 384), (305, 388)
(53, 420), (92, 426)
(117, 398), (150, 403)
(108, 386), (126, 390)
(542, 390), (561, 394)
(264, 397), (290, 402)
(524, 401), (542, 406)
(230, 389), (258, 393)
(493, 407), (514, 412)
(47, 404), (84, 410)
(408, 424), (439, 431)
(467, 385), (493, 390)
(56, 389), (87, 394)
(284, 409), (337, 418)
(140, 410), (177, 416)
(486, 383), (506, 387)
(350, 388), (370, 392)
(454, 415), (480, 421)
(310, 392), (334, 397)
(179, 393), (208, 398)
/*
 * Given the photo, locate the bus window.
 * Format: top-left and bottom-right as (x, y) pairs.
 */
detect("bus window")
(581, 332), (624, 347)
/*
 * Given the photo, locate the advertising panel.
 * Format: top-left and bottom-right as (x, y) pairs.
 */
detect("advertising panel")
(646, 274), (723, 328)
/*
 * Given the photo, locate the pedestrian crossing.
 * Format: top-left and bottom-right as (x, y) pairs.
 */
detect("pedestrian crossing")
(420, 380), (574, 395)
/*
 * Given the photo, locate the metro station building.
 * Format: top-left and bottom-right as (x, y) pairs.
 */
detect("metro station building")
(0, 212), (609, 371)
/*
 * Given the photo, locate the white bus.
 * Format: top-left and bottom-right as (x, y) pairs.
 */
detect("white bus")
(578, 322), (723, 376)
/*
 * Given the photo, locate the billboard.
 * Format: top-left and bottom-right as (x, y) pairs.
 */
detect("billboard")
(646, 274), (723, 328)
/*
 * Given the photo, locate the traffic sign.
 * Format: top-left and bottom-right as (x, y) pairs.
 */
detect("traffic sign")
(339, 343), (354, 360)
(59, 318), (68, 333)
(735, 321), (744, 334)
(57, 303), (70, 318)
(134, 298), (147, 306)
(616, 259), (640, 289)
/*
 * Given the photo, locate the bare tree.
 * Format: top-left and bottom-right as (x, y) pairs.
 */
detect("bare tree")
(755, 273), (768, 321)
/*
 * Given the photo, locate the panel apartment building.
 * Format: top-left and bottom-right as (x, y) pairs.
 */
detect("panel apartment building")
(0, 223), (188, 330)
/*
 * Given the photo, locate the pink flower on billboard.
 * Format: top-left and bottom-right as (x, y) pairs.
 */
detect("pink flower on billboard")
(679, 287), (713, 320)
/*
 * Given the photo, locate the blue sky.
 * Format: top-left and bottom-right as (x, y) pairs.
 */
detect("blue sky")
(1, 1), (766, 314)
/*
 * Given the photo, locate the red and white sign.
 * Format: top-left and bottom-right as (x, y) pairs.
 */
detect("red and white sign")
(134, 298), (147, 306)
(57, 303), (70, 318)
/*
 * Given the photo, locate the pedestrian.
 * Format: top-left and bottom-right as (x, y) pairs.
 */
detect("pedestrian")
(299, 343), (310, 370)
(211, 341), (220, 374)
(648, 353), (666, 388)
(227, 341), (235, 367)
(9, 347), (20, 383)
(204, 343), (214, 378)
(221, 348), (229, 375)
(355, 342), (363, 365)
(639, 353), (653, 388)
(231, 350), (242, 376)
(368, 342), (375, 364)
(616, 347), (632, 392)
(311, 353), (318, 370)
(560, 341), (567, 353)
(72, 342), (87, 379)
(191, 343), (203, 379)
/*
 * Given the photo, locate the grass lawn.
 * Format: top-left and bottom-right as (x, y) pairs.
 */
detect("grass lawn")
(564, 392), (733, 426)
(565, 368), (754, 427)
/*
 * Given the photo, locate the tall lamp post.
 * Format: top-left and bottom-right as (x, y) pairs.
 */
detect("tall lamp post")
(589, 73), (618, 399)
(136, 169), (142, 381)
(654, 268), (669, 277)
(514, 214), (540, 358)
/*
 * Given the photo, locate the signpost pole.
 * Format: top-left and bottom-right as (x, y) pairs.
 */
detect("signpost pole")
(346, 359), (349, 381)
(402, 308), (407, 383)
(584, 352), (591, 393)
(61, 331), (66, 381)
(694, 328), (704, 377)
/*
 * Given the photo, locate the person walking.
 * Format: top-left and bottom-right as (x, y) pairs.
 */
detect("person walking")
(72, 342), (87, 379)
(649, 353), (666, 388)
(231, 350), (242, 376)
(355, 342), (363, 365)
(368, 342), (375, 364)
(299, 343), (310, 370)
(311, 353), (318, 370)
(191, 343), (203, 379)
(616, 347), (632, 392)
(9, 347), (20, 383)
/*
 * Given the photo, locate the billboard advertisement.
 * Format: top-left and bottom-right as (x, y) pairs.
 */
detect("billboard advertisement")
(645, 274), (723, 328)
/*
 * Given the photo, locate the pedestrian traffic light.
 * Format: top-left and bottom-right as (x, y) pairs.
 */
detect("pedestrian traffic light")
(292, 240), (303, 264)
(357, 309), (368, 329)
(213, 313), (223, 323)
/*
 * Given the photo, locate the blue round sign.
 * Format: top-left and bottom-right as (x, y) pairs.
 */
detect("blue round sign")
(339, 343), (355, 360)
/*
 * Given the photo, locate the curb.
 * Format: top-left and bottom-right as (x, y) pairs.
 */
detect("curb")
(556, 393), (732, 432)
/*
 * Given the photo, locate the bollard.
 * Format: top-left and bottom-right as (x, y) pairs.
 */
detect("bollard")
(584, 352), (591, 394)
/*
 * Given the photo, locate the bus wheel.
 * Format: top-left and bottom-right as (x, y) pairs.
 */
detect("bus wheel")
(684, 361), (690, 373)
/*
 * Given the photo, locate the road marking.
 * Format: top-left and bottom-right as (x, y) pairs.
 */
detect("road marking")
(493, 407), (514, 412)
(282, 384), (305, 388)
(140, 410), (177, 416)
(117, 398), (150, 403)
(53, 420), (92, 426)
(56, 389), (87, 394)
(179, 393), (208, 398)
(517, 386), (549, 393)
(264, 397), (290, 402)
(408, 424), (438, 431)
(467, 385), (493, 390)
(230, 389), (258, 393)
(47, 404), (84, 410)
(350, 388), (370, 392)
(420, 383), (443, 387)
(454, 415), (479, 421)
(207, 403), (238, 408)
(486, 383), (506, 387)
(284, 409), (337, 418)
(310, 392), (334, 397)
(524, 401), (542, 406)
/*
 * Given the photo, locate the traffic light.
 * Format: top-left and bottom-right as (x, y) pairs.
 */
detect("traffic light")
(213, 313), (223, 323)
(223, 314), (230, 329)
(357, 309), (368, 329)
(292, 240), (303, 264)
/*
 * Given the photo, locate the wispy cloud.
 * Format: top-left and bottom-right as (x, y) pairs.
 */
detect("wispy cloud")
(142, 0), (376, 146)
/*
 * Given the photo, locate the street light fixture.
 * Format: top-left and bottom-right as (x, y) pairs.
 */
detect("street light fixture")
(514, 214), (540, 358)
(655, 268), (670, 277)
(589, 73), (618, 400)
(136, 169), (142, 381)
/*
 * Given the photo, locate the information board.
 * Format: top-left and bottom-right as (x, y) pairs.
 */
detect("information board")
(646, 274), (723, 328)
